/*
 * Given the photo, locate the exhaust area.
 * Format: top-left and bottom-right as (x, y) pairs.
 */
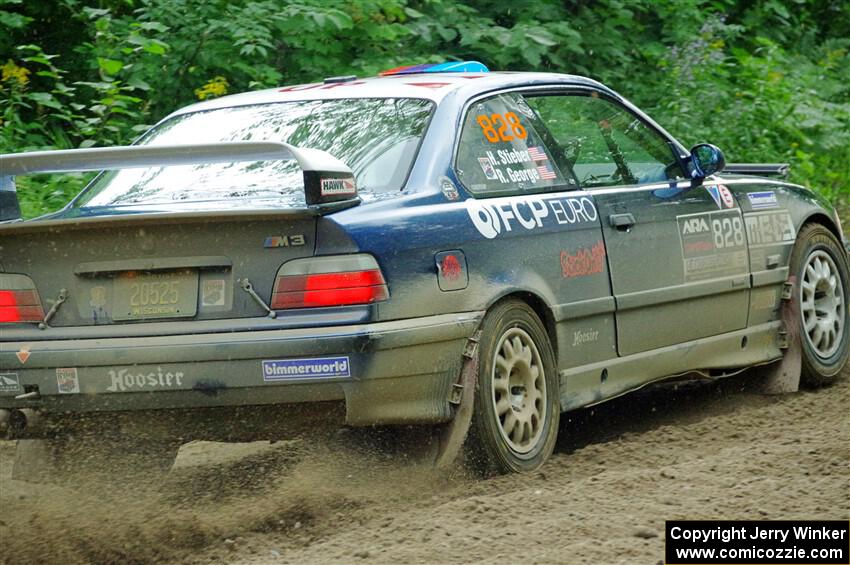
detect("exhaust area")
(1, 408), (43, 439)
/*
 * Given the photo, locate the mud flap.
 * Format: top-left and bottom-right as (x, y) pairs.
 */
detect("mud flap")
(433, 331), (480, 469)
(758, 276), (801, 394)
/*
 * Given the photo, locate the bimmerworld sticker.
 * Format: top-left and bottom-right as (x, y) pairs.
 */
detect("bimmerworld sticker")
(320, 178), (356, 197)
(263, 356), (351, 381)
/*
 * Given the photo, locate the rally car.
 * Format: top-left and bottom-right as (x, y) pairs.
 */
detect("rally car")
(0, 62), (847, 477)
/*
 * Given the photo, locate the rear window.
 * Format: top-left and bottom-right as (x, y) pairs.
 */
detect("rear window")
(73, 98), (434, 209)
(454, 93), (578, 197)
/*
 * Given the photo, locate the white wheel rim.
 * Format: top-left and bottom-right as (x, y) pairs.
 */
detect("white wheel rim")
(490, 327), (547, 455)
(800, 249), (846, 359)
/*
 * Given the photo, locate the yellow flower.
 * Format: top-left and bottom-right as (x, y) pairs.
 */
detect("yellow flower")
(195, 76), (229, 100)
(1, 60), (30, 86)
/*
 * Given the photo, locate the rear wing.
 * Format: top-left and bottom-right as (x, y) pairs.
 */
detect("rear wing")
(0, 141), (360, 221)
(722, 163), (790, 180)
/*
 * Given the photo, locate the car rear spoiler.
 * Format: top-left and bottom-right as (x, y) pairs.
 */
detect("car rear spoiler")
(722, 163), (790, 180)
(0, 141), (360, 222)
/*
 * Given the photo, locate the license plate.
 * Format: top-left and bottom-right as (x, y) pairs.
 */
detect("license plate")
(113, 270), (198, 321)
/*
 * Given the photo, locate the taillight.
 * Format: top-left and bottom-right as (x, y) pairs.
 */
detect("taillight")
(271, 255), (389, 310)
(0, 289), (45, 323)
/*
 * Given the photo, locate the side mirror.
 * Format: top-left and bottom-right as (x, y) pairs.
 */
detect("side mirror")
(689, 143), (726, 184)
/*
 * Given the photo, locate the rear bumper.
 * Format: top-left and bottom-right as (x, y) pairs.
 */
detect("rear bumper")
(0, 311), (483, 426)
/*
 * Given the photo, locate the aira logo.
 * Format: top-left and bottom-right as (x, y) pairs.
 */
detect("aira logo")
(681, 217), (710, 235)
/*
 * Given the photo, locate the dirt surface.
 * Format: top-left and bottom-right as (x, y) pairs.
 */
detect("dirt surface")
(0, 365), (848, 565)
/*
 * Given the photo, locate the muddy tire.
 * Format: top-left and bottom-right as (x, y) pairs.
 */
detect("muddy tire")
(791, 223), (850, 386)
(12, 436), (180, 484)
(466, 299), (559, 474)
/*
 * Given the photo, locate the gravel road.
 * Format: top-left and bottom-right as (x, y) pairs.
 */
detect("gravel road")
(1, 365), (847, 564)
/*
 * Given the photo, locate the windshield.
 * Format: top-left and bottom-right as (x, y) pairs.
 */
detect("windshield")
(73, 98), (434, 209)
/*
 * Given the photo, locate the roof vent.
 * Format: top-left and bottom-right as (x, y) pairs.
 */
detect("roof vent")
(323, 75), (358, 84)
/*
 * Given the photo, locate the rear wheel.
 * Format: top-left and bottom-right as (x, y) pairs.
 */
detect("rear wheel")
(466, 299), (559, 474)
(791, 223), (849, 386)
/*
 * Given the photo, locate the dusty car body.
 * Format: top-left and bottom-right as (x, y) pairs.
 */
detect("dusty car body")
(1, 64), (847, 475)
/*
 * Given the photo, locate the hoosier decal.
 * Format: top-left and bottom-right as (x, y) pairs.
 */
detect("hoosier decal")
(106, 367), (184, 392)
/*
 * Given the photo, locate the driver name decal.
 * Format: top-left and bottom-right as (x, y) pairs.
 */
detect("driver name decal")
(467, 195), (598, 239)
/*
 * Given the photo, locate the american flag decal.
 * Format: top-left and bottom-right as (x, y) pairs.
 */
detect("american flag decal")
(528, 146), (548, 161)
(537, 163), (557, 180)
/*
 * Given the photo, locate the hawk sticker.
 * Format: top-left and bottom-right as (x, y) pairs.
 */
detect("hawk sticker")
(319, 178), (356, 197)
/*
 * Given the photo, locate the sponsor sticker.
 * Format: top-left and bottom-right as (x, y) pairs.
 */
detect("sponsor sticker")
(747, 191), (779, 209)
(744, 210), (795, 247)
(478, 157), (498, 180)
(16, 347), (30, 364)
(467, 194), (598, 239)
(56, 368), (80, 394)
(201, 279), (226, 306)
(441, 255), (462, 281)
(105, 367), (184, 392)
(263, 356), (351, 381)
(677, 210), (748, 281)
(435, 250), (468, 291)
(0, 373), (21, 394)
(319, 177), (356, 197)
(572, 329), (599, 347)
(705, 185), (735, 209)
(560, 240), (607, 279)
(718, 185), (735, 208)
(440, 177), (460, 201)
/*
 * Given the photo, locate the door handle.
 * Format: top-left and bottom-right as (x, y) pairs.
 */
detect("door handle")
(608, 213), (635, 231)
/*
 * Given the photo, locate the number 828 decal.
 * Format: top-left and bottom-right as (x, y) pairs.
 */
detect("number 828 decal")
(477, 112), (527, 143)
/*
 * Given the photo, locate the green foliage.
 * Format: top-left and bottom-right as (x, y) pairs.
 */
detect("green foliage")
(1, 0), (848, 218)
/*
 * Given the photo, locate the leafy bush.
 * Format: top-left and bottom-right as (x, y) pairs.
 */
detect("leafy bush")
(1, 0), (847, 217)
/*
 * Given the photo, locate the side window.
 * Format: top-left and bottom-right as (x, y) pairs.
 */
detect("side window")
(455, 93), (579, 196)
(525, 93), (686, 189)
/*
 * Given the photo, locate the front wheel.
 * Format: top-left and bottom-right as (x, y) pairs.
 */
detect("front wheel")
(466, 300), (560, 474)
(791, 223), (850, 386)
